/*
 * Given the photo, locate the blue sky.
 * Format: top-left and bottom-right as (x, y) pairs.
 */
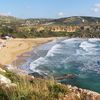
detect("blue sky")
(0, 0), (100, 18)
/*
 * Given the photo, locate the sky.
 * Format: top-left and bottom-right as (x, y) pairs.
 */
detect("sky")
(0, 0), (100, 18)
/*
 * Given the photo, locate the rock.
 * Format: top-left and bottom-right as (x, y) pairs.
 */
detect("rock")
(68, 86), (100, 100)
(64, 74), (77, 79)
(55, 74), (77, 80)
(72, 86), (78, 92)
(95, 96), (100, 100)
(29, 72), (44, 78)
(0, 74), (11, 84)
(26, 75), (34, 82)
(76, 92), (80, 98)
(67, 85), (72, 89)
(0, 68), (6, 73)
(73, 86), (78, 90)
(0, 74), (17, 90)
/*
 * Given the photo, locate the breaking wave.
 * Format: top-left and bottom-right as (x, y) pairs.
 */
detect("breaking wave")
(29, 38), (100, 92)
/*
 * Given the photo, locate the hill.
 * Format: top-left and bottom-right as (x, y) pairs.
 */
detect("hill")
(0, 15), (100, 38)
(26, 16), (100, 25)
(0, 15), (100, 25)
(47, 16), (100, 26)
(0, 15), (24, 25)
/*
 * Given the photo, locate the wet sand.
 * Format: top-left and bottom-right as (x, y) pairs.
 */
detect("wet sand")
(0, 38), (56, 65)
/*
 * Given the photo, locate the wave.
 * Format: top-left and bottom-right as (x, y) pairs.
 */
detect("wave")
(46, 44), (62, 57)
(29, 38), (100, 75)
(79, 57), (100, 74)
(79, 41), (96, 51)
(30, 57), (47, 73)
(88, 38), (100, 42)
(26, 38), (100, 92)
(62, 38), (84, 43)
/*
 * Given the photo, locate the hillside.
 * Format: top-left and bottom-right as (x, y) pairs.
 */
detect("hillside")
(51, 16), (100, 25)
(0, 15), (100, 25)
(0, 15), (100, 38)
(0, 15), (24, 25)
(25, 16), (100, 26)
(0, 64), (100, 100)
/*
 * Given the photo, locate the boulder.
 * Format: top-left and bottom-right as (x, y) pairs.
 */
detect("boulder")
(0, 74), (11, 84)
(0, 68), (6, 73)
(0, 74), (17, 89)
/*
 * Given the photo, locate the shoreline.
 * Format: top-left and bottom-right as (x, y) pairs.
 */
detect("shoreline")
(0, 37), (99, 66)
(0, 37), (57, 66)
(0, 37), (100, 96)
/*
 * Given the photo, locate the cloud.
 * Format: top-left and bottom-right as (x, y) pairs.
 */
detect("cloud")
(0, 12), (11, 16)
(93, 8), (99, 12)
(92, 4), (100, 13)
(58, 12), (64, 17)
(95, 4), (100, 7)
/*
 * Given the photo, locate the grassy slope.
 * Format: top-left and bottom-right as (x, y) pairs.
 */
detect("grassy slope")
(0, 65), (88, 100)
(0, 69), (70, 100)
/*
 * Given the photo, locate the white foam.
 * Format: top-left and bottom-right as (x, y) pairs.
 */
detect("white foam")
(89, 38), (100, 42)
(46, 44), (62, 57)
(29, 38), (100, 75)
(80, 60), (100, 74)
(62, 38), (83, 43)
(62, 38), (75, 43)
(79, 41), (96, 51)
(30, 57), (47, 72)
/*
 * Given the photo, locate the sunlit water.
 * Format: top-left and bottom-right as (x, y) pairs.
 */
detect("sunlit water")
(21, 38), (100, 92)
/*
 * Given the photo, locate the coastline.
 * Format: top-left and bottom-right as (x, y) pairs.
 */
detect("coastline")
(0, 37), (57, 65)
(0, 37), (100, 98)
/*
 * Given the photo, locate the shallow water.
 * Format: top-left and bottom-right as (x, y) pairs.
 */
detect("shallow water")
(22, 38), (100, 92)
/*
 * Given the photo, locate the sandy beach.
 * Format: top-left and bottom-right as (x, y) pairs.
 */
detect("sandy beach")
(0, 37), (56, 65)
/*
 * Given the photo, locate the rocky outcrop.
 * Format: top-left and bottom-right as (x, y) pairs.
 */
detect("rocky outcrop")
(55, 74), (77, 80)
(55, 74), (100, 99)
(0, 73), (17, 89)
(0, 67), (6, 73)
(0, 74), (11, 84)
(65, 85), (100, 100)
(49, 26), (80, 32)
(0, 74), (17, 89)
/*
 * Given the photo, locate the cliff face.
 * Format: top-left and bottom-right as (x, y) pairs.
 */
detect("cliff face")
(47, 26), (79, 32)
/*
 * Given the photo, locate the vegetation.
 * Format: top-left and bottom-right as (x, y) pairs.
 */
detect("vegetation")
(0, 66), (91, 100)
(0, 68), (70, 100)
(0, 16), (100, 99)
(0, 15), (100, 38)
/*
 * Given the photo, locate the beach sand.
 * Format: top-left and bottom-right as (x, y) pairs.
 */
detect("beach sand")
(0, 37), (56, 65)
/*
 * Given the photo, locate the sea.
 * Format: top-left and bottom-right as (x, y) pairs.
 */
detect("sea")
(20, 38), (100, 93)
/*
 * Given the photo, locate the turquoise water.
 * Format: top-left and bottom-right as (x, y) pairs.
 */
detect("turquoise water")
(22, 38), (100, 92)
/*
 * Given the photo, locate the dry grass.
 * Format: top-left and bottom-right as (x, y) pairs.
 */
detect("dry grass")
(0, 69), (70, 100)
(0, 66), (90, 100)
